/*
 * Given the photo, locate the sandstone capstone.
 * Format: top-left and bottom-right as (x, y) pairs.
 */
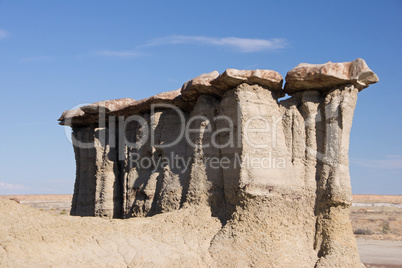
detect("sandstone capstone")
(181, 68), (283, 102)
(284, 58), (379, 94)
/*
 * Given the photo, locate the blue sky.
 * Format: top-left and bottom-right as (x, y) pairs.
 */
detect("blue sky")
(0, 0), (401, 195)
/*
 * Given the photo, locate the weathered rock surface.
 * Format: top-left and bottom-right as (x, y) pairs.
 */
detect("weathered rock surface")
(181, 71), (220, 102)
(59, 98), (136, 126)
(112, 89), (193, 116)
(211, 68), (283, 93)
(80, 98), (135, 114)
(284, 58), (379, 94)
(54, 59), (378, 267)
(181, 68), (283, 102)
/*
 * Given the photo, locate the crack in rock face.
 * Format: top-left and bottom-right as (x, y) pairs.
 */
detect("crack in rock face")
(58, 58), (379, 267)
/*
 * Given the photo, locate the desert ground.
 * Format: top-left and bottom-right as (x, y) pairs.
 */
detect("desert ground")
(0, 194), (401, 267)
(351, 195), (402, 241)
(350, 195), (402, 267)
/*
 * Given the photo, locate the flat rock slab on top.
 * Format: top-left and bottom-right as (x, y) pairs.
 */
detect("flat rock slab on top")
(58, 90), (192, 126)
(58, 98), (136, 126)
(284, 58), (379, 94)
(111, 89), (192, 116)
(181, 69), (283, 102)
(58, 59), (379, 126)
(80, 98), (135, 114)
(180, 71), (219, 102)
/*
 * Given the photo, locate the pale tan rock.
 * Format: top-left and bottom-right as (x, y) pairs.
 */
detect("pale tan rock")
(58, 91), (191, 126)
(54, 60), (379, 267)
(58, 108), (85, 124)
(80, 98), (135, 114)
(60, 69), (283, 126)
(112, 89), (192, 116)
(211, 68), (283, 93)
(58, 98), (135, 126)
(181, 69), (284, 101)
(181, 71), (219, 102)
(284, 58), (379, 94)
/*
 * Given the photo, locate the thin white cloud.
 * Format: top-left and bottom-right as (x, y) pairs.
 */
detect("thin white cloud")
(144, 35), (288, 52)
(351, 155), (402, 170)
(96, 35), (287, 58)
(0, 29), (8, 39)
(21, 56), (51, 62)
(0, 182), (23, 190)
(96, 50), (144, 59)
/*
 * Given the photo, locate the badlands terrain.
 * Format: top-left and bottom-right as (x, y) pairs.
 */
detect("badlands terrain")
(0, 194), (401, 267)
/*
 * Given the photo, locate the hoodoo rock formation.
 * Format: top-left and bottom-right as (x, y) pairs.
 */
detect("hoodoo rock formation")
(59, 58), (378, 267)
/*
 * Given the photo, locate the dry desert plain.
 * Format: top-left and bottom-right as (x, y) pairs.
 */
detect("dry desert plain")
(0, 194), (401, 267)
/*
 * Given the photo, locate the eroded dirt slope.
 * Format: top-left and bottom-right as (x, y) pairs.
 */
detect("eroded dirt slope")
(0, 200), (221, 268)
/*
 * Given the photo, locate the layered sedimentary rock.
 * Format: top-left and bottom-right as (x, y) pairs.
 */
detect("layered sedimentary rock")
(59, 58), (378, 267)
(284, 58), (379, 94)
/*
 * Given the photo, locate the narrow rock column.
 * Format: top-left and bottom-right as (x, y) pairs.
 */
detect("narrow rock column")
(314, 85), (361, 267)
(70, 125), (97, 216)
(210, 83), (318, 267)
(183, 95), (226, 218)
(283, 59), (379, 267)
(71, 124), (121, 218)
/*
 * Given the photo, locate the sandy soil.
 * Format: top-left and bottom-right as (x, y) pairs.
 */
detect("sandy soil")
(357, 238), (402, 267)
(0, 195), (73, 215)
(0, 194), (72, 202)
(1, 194), (401, 267)
(0, 199), (222, 267)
